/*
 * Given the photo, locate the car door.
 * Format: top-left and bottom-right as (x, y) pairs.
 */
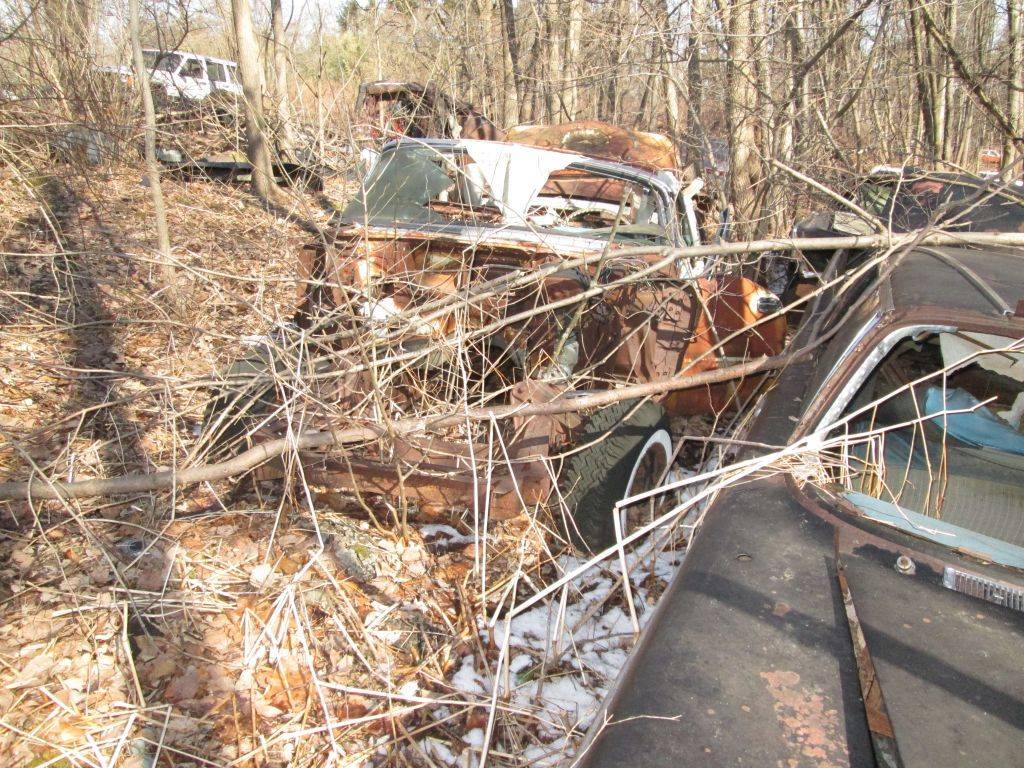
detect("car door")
(207, 60), (240, 97)
(176, 55), (210, 100)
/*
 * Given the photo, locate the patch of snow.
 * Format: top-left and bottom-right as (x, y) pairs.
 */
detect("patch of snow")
(522, 737), (569, 767)
(515, 673), (600, 733)
(422, 737), (459, 765)
(419, 524), (473, 544)
(510, 653), (533, 674)
(451, 656), (488, 696)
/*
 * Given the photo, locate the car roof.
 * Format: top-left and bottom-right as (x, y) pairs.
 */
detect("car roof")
(141, 48), (236, 66)
(505, 121), (679, 172)
(868, 166), (1024, 199)
(377, 137), (675, 191)
(886, 246), (1024, 320)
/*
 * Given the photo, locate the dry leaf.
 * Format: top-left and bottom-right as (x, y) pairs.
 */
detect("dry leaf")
(164, 665), (201, 702)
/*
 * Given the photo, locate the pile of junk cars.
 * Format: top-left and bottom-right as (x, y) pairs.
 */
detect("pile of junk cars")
(202, 92), (1024, 765)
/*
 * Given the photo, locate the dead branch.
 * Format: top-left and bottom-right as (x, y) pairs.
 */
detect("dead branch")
(0, 346), (806, 502)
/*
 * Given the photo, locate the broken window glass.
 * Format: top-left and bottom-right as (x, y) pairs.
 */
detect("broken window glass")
(341, 143), (670, 244)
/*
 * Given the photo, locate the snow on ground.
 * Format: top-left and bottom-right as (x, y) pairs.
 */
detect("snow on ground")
(439, 540), (687, 766)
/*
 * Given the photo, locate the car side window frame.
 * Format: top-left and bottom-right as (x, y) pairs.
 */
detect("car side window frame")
(207, 60), (226, 82)
(179, 55), (207, 81)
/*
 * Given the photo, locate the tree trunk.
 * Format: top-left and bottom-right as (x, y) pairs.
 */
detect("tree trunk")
(128, 0), (174, 292)
(231, 0), (276, 202)
(1005, 0), (1024, 170)
(499, 0), (525, 121)
(685, 0), (706, 169)
(909, 1), (946, 163)
(270, 0), (295, 161)
(544, 0), (564, 121)
(724, 0), (760, 240)
(565, 0), (584, 119)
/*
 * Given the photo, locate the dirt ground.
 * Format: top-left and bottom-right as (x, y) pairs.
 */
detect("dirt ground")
(0, 162), (692, 767)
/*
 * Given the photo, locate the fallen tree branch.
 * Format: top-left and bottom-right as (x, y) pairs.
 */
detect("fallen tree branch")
(6, 229), (1024, 503)
(0, 349), (806, 501)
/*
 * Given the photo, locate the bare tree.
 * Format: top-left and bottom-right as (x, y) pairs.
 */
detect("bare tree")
(231, 0), (276, 201)
(270, 0), (296, 161)
(499, 0), (525, 121)
(723, 0), (760, 240)
(128, 0), (174, 292)
(1005, 0), (1024, 169)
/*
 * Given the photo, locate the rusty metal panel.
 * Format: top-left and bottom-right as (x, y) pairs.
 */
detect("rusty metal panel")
(506, 121), (679, 171)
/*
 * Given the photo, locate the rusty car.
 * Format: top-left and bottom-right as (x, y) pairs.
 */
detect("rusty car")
(576, 244), (1024, 765)
(203, 122), (786, 550)
(767, 167), (1024, 300)
(354, 81), (503, 144)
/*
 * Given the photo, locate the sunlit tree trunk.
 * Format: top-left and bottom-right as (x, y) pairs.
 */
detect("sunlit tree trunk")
(544, 0), (564, 120)
(565, 0), (584, 119)
(1005, 0), (1024, 170)
(270, 0), (296, 161)
(724, 0), (760, 240)
(659, 0), (681, 141)
(499, 0), (525, 121)
(684, 0), (706, 168)
(231, 0), (276, 201)
(128, 0), (173, 292)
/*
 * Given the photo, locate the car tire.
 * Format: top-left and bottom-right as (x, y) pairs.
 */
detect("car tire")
(558, 399), (672, 552)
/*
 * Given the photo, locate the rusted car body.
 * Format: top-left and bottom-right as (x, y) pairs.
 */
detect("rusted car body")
(354, 81), (503, 143)
(212, 124), (785, 531)
(576, 245), (1024, 766)
(768, 167), (1024, 299)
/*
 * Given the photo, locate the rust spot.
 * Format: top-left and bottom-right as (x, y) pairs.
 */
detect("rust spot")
(760, 670), (847, 767)
(772, 601), (792, 617)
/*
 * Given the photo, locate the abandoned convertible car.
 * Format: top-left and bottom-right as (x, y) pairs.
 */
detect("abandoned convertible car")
(578, 246), (1024, 766)
(204, 123), (785, 549)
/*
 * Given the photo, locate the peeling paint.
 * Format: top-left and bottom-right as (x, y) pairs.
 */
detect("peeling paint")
(760, 670), (847, 768)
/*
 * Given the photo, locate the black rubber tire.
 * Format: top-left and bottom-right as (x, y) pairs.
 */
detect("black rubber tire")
(559, 399), (669, 553)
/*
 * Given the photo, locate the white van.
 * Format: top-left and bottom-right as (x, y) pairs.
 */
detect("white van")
(131, 50), (243, 102)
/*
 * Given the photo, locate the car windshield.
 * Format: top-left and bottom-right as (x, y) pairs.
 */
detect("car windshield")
(859, 175), (1024, 232)
(142, 51), (181, 73)
(341, 142), (669, 244)
(816, 329), (1024, 568)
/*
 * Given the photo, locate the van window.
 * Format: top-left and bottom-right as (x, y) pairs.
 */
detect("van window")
(180, 57), (206, 79)
(207, 61), (226, 82)
(142, 51), (180, 73)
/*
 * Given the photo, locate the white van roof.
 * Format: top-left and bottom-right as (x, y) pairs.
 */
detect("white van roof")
(141, 48), (237, 67)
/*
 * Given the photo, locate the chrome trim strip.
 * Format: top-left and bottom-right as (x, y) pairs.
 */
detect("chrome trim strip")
(942, 566), (1024, 613)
